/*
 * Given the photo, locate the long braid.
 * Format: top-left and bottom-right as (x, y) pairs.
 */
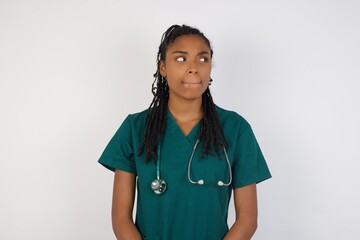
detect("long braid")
(199, 87), (228, 158)
(138, 25), (228, 162)
(138, 75), (168, 161)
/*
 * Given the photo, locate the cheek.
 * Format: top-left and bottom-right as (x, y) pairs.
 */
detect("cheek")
(166, 69), (186, 82)
(200, 67), (212, 79)
(165, 63), (182, 76)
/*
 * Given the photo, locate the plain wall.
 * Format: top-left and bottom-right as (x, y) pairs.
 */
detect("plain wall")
(1, 0), (359, 239)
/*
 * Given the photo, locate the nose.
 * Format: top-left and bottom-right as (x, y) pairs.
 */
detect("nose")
(187, 61), (198, 75)
(188, 69), (198, 74)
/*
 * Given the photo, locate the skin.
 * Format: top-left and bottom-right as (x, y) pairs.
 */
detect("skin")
(223, 184), (258, 240)
(112, 34), (258, 240)
(160, 35), (212, 135)
(112, 170), (141, 240)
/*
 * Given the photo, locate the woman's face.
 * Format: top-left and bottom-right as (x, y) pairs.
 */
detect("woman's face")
(160, 34), (212, 102)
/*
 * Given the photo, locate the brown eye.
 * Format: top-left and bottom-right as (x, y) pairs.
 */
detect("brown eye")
(176, 57), (186, 62)
(199, 57), (209, 62)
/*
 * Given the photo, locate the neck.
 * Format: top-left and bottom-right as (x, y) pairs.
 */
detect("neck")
(167, 96), (203, 123)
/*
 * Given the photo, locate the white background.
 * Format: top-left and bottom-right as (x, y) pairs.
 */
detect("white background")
(1, 0), (359, 239)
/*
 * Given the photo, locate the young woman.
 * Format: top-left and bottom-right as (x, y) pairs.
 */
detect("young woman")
(99, 24), (271, 240)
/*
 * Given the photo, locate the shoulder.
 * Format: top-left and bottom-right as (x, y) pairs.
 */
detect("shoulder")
(215, 105), (251, 134)
(115, 108), (149, 135)
(127, 108), (149, 121)
(123, 108), (149, 126)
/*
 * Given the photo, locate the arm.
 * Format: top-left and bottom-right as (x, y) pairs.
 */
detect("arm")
(223, 184), (258, 240)
(112, 169), (142, 240)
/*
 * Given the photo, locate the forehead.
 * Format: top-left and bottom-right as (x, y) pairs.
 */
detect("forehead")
(166, 35), (210, 52)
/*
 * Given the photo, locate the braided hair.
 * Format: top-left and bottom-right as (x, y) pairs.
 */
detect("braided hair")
(138, 24), (228, 162)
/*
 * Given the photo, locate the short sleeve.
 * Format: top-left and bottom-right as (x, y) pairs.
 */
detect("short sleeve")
(98, 115), (137, 174)
(232, 125), (271, 189)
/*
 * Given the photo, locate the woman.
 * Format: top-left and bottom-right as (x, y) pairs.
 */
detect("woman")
(99, 24), (271, 240)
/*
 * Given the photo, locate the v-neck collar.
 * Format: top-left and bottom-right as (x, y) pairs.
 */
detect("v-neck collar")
(166, 109), (200, 149)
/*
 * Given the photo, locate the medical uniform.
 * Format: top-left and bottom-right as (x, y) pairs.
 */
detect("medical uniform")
(98, 105), (271, 240)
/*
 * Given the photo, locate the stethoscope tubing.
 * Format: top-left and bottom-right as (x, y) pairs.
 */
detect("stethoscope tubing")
(187, 139), (201, 184)
(187, 139), (232, 186)
(153, 139), (233, 194)
(220, 146), (233, 186)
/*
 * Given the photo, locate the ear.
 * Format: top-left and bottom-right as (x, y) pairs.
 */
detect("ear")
(159, 60), (166, 78)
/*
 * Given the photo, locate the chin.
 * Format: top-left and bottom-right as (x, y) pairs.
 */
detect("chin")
(182, 92), (205, 101)
(169, 89), (207, 101)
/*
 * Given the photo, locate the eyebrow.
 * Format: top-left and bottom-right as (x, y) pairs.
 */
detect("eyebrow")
(171, 50), (210, 55)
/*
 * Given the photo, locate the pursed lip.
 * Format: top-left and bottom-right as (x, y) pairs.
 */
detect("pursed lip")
(182, 82), (201, 84)
(182, 79), (202, 84)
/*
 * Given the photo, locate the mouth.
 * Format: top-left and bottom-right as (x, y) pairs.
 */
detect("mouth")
(182, 82), (202, 88)
(182, 82), (201, 85)
(182, 79), (202, 85)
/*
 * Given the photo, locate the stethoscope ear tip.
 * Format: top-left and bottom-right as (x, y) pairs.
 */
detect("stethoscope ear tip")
(217, 181), (224, 186)
(198, 179), (204, 185)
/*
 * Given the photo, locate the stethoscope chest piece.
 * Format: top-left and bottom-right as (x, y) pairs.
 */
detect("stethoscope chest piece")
(151, 178), (167, 194)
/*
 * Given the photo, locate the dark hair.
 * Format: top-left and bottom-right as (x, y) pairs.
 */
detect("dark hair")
(138, 24), (228, 162)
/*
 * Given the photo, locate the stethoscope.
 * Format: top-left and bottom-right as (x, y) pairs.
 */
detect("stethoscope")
(151, 139), (233, 195)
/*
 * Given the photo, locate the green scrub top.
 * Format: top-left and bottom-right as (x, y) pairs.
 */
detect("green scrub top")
(98, 105), (271, 240)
